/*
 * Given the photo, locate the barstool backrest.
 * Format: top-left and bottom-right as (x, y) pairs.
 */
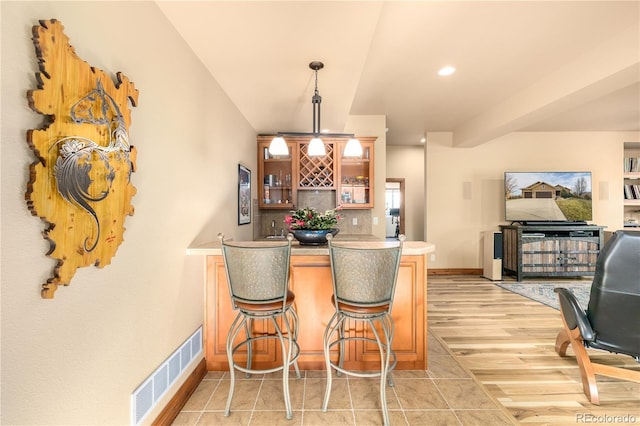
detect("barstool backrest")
(219, 234), (292, 308)
(328, 236), (404, 309)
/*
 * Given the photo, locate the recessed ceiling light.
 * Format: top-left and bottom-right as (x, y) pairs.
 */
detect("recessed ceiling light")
(420, 137), (426, 143)
(438, 66), (456, 76)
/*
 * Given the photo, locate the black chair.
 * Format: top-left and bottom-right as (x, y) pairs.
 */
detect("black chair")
(321, 233), (404, 426)
(218, 233), (301, 419)
(554, 230), (640, 404)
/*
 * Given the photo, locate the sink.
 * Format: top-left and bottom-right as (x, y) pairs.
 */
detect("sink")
(265, 235), (286, 239)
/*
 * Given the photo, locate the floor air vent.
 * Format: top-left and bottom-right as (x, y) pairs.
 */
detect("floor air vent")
(131, 326), (202, 425)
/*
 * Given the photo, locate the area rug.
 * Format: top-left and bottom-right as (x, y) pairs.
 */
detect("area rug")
(495, 281), (591, 311)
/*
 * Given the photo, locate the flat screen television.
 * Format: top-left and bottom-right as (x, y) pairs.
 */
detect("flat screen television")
(504, 171), (593, 224)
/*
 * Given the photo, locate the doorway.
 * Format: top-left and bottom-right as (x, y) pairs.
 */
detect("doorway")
(385, 179), (405, 239)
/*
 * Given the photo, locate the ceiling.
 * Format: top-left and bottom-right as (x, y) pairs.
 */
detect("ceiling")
(157, 1), (640, 146)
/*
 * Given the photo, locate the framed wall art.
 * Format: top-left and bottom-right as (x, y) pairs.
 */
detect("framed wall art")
(238, 164), (251, 225)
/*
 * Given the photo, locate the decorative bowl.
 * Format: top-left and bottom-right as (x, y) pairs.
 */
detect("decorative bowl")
(291, 228), (340, 246)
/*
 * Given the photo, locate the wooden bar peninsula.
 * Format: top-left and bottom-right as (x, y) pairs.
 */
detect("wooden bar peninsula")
(187, 239), (435, 371)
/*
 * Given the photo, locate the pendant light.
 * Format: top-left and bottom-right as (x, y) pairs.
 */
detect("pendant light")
(307, 137), (325, 156)
(268, 136), (288, 156)
(307, 61), (326, 157)
(269, 61), (362, 157)
(343, 137), (363, 157)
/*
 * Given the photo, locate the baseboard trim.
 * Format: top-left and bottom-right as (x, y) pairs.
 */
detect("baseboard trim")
(428, 268), (482, 276)
(152, 358), (207, 426)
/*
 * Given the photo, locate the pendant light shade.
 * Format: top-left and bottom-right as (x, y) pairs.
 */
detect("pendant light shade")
(308, 137), (326, 156)
(343, 138), (363, 157)
(269, 136), (288, 156)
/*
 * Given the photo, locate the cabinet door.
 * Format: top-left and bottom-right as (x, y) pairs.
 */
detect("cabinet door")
(205, 257), (278, 371)
(355, 257), (426, 370)
(336, 138), (376, 209)
(521, 237), (560, 273)
(258, 137), (297, 209)
(558, 239), (599, 272)
(289, 255), (339, 370)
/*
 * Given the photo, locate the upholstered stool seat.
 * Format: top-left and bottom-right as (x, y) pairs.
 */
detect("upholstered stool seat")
(234, 290), (296, 312)
(333, 297), (390, 315)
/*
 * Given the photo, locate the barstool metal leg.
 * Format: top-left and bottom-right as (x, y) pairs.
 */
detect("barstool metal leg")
(244, 318), (253, 378)
(384, 315), (395, 387)
(321, 312), (340, 412)
(337, 316), (346, 375)
(287, 307), (302, 379)
(368, 318), (390, 426)
(272, 316), (293, 419)
(225, 313), (244, 417)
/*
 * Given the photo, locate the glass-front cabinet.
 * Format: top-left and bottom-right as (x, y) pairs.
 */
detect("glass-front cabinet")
(336, 137), (375, 209)
(257, 136), (297, 210)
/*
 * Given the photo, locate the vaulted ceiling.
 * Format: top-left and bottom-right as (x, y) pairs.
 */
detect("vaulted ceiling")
(157, 1), (640, 146)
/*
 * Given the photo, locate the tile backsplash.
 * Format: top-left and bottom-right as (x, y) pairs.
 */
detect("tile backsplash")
(253, 190), (372, 238)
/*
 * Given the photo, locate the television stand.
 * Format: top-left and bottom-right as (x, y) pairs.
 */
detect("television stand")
(500, 224), (605, 281)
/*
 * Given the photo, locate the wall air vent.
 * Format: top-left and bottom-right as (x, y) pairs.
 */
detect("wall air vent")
(131, 325), (203, 425)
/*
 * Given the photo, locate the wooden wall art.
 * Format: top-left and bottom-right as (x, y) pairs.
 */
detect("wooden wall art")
(26, 19), (139, 299)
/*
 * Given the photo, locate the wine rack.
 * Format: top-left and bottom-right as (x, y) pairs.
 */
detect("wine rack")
(298, 141), (335, 188)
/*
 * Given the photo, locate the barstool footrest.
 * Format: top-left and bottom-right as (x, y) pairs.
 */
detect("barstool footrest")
(325, 337), (397, 378)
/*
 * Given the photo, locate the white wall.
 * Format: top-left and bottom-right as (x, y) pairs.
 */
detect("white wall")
(426, 131), (639, 269)
(344, 115), (387, 239)
(386, 145), (426, 241)
(1, 2), (255, 424)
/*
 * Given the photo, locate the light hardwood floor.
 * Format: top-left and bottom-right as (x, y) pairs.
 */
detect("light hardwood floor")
(428, 275), (640, 425)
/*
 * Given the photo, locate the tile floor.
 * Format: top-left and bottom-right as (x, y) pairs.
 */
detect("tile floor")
(171, 332), (516, 425)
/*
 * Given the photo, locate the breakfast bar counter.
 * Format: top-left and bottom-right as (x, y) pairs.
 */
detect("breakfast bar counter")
(187, 238), (434, 371)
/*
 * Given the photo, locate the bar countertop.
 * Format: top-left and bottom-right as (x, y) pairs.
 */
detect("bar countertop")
(186, 235), (435, 256)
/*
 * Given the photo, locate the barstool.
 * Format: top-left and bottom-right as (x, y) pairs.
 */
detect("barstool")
(322, 233), (405, 426)
(218, 233), (301, 419)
